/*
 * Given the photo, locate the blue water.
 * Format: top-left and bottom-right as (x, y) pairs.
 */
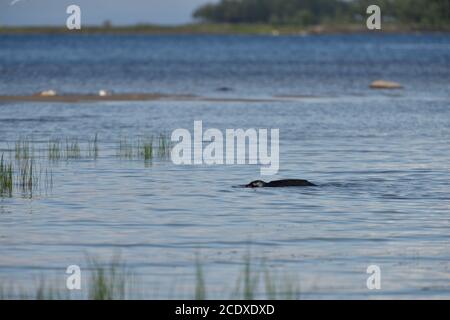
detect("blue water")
(0, 34), (449, 299)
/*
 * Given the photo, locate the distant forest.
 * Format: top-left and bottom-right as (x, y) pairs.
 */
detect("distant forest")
(193, 0), (450, 28)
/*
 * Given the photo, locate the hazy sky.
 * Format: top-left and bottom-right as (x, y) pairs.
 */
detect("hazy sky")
(0, 0), (217, 26)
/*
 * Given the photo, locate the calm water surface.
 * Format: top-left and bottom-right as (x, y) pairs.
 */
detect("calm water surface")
(0, 34), (449, 299)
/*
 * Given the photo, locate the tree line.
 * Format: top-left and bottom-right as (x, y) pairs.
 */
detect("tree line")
(193, 0), (450, 28)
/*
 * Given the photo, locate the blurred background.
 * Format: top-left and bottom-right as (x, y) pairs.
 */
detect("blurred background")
(0, 0), (449, 30)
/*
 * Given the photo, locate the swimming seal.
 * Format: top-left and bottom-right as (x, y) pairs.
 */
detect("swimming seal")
(245, 179), (316, 188)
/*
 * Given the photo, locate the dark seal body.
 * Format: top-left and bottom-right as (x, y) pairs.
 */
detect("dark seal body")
(245, 179), (316, 188)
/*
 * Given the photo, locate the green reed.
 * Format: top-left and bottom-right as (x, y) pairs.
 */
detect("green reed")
(157, 134), (171, 158)
(0, 152), (53, 197)
(0, 255), (300, 300)
(88, 134), (99, 159)
(0, 155), (13, 196)
(117, 136), (134, 159)
(137, 136), (153, 162)
(143, 141), (153, 161)
(15, 138), (34, 161)
(0, 256), (131, 300)
(48, 136), (99, 161)
(263, 268), (300, 300)
(48, 140), (62, 161)
(198, 254), (300, 300)
(117, 135), (170, 162)
(64, 138), (81, 159)
(195, 255), (206, 300)
(87, 255), (129, 300)
(231, 254), (260, 300)
(16, 159), (37, 193)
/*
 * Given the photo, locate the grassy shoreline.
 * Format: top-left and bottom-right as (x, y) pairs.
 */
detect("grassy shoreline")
(1, 23), (449, 36)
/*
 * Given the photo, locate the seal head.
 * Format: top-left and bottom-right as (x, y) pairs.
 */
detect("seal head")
(245, 180), (267, 188)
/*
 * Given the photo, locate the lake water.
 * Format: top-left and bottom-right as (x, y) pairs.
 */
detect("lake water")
(0, 34), (449, 299)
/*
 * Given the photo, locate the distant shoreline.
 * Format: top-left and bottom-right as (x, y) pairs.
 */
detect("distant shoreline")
(1, 23), (449, 36)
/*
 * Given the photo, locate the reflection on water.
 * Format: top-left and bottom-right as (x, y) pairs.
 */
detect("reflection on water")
(0, 34), (449, 299)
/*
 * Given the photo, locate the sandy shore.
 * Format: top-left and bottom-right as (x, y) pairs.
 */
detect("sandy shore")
(0, 93), (292, 103)
(0, 93), (194, 103)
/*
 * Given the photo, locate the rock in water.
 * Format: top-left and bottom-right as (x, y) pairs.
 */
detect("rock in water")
(216, 87), (233, 92)
(370, 80), (403, 89)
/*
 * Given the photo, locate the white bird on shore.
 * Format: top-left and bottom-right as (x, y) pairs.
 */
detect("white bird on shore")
(98, 89), (112, 97)
(39, 90), (57, 97)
